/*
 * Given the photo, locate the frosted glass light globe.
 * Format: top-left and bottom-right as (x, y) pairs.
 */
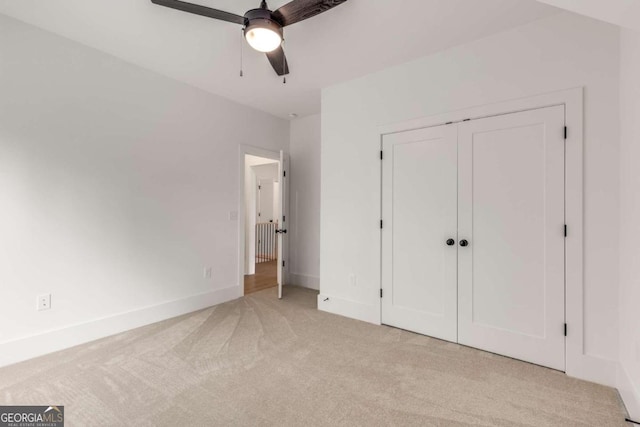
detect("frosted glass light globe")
(245, 27), (282, 53)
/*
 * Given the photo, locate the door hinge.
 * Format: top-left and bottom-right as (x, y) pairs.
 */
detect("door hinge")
(282, 260), (286, 268)
(283, 171), (286, 178)
(564, 126), (568, 140)
(564, 323), (568, 336)
(564, 224), (568, 237)
(258, 185), (261, 190)
(380, 220), (383, 229)
(380, 150), (383, 160)
(283, 215), (286, 222)
(380, 289), (383, 298)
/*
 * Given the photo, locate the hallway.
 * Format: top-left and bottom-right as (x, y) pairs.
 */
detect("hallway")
(244, 260), (278, 295)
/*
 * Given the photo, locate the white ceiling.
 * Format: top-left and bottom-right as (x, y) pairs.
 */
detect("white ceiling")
(0, 0), (560, 118)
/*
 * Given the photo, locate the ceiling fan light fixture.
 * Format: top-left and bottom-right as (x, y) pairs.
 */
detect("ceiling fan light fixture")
(244, 19), (282, 53)
(151, 0), (349, 76)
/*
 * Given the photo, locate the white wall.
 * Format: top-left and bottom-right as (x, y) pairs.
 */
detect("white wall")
(536, 0), (640, 31)
(618, 27), (640, 421)
(0, 14), (289, 366)
(320, 12), (620, 381)
(289, 114), (321, 290)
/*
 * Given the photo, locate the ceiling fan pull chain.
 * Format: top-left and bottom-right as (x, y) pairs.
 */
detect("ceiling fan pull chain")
(282, 39), (286, 84)
(240, 27), (244, 77)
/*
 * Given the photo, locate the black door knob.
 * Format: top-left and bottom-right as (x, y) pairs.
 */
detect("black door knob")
(446, 239), (455, 246)
(459, 239), (469, 247)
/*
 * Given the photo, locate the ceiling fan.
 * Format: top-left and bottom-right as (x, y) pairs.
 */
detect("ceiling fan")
(150, 0), (348, 76)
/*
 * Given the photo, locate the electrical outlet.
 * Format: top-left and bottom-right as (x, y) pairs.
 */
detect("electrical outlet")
(204, 267), (213, 279)
(349, 274), (357, 287)
(37, 294), (51, 311)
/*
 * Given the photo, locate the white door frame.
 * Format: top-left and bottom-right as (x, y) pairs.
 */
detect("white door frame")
(238, 145), (282, 297)
(378, 87), (597, 383)
(277, 150), (290, 299)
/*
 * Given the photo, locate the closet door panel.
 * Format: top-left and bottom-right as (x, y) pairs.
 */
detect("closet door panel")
(381, 125), (458, 342)
(457, 105), (565, 371)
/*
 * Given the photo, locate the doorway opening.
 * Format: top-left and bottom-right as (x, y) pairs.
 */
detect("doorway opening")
(243, 154), (281, 296)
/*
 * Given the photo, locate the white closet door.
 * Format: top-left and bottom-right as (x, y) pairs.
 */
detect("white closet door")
(382, 124), (458, 342)
(457, 105), (565, 371)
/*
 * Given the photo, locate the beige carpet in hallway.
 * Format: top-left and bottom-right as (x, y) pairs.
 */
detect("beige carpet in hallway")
(0, 286), (629, 426)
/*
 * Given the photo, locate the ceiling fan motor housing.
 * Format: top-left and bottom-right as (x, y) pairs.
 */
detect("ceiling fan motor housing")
(243, 8), (284, 39)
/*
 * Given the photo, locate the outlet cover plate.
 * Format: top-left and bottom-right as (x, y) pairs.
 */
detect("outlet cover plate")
(37, 294), (51, 311)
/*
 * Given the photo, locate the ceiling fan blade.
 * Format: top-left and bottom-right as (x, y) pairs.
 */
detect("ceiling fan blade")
(151, 0), (246, 25)
(272, 0), (348, 27)
(266, 47), (290, 76)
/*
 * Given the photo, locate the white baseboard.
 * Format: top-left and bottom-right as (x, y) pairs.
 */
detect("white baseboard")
(618, 364), (640, 421)
(566, 353), (619, 388)
(317, 294), (380, 325)
(0, 285), (242, 368)
(289, 273), (320, 290)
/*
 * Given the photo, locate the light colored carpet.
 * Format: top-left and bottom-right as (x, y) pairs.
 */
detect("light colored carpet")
(0, 286), (629, 426)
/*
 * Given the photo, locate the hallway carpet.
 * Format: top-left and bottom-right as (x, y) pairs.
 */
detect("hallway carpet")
(0, 287), (629, 426)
